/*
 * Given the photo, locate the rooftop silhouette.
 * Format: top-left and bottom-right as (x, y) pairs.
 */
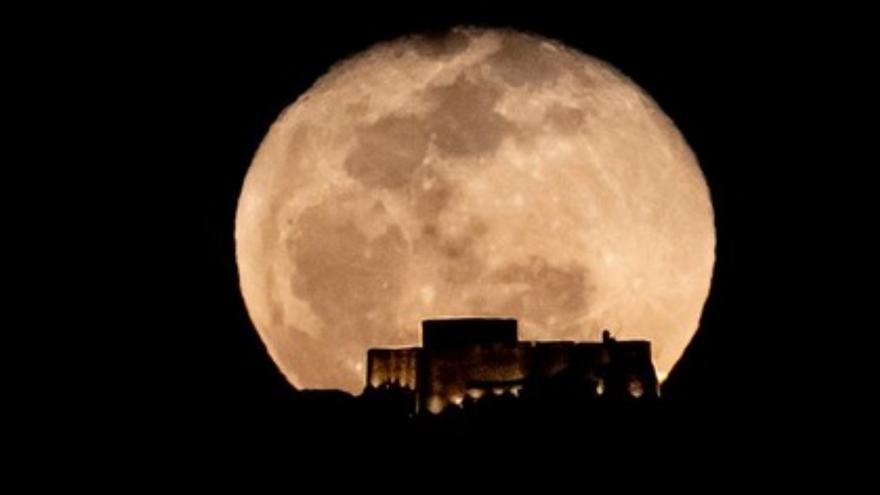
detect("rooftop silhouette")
(365, 317), (658, 416)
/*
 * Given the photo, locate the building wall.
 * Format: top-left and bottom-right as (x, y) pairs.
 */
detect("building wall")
(420, 342), (528, 413)
(367, 348), (420, 390)
(366, 339), (658, 415)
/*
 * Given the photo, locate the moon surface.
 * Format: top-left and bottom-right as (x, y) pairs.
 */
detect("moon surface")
(235, 28), (715, 394)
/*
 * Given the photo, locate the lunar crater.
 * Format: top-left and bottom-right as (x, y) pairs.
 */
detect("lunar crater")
(544, 103), (588, 133)
(412, 29), (472, 58)
(487, 35), (567, 88)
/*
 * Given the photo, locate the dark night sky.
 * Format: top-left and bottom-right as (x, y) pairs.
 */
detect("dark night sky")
(80, 6), (852, 443)
(1, 5), (864, 481)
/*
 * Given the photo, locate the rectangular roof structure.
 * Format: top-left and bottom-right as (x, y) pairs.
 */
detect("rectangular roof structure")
(422, 318), (517, 350)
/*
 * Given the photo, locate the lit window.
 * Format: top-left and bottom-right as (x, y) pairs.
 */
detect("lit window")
(467, 388), (485, 400)
(426, 395), (445, 414)
(628, 379), (644, 398)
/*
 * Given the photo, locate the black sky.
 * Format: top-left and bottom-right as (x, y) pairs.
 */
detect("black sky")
(79, 6), (853, 444)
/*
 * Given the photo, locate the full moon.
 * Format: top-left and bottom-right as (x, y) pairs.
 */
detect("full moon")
(235, 28), (715, 394)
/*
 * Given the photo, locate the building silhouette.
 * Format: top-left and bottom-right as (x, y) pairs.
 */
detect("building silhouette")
(365, 318), (658, 415)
